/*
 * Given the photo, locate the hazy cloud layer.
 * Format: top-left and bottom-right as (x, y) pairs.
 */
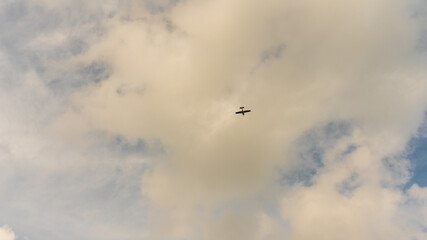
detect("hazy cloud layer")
(2, 0), (427, 239)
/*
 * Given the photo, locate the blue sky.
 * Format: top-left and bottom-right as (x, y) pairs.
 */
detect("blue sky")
(1, 0), (427, 240)
(406, 118), (427, 189)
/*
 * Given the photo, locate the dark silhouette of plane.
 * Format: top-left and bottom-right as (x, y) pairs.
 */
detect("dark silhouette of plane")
(235, 107), (251, 115)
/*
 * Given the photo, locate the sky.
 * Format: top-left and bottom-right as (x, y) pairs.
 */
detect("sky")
(1, 0), (427, 239)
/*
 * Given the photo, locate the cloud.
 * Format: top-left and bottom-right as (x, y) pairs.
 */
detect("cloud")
(0, 225), (16, 240)
(48, 0), (427, 239)
(2, 0), (427, 239)
(0, 1), (149, 240)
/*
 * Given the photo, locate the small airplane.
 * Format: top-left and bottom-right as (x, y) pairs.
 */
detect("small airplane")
(235, 107), (251, 116)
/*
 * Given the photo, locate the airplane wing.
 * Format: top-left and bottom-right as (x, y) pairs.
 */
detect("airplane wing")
(235, 111), (243, 114)
(243, 110), (251, 113)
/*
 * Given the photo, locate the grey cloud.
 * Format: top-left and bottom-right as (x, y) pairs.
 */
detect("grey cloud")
(0, 0), (110, 80)
(336, 172), (360, 198)
(0, 134), (149, 240)
(68, 39), (88, 56)
(251, 44), (286, 74)
(143, 0), (179, 14)
(47, 61), (111, 95)
(260, 44), (286, 63)
(0, 1), (60, 70)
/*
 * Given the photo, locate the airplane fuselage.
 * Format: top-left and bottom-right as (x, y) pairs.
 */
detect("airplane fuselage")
(235, 107), (251, 115)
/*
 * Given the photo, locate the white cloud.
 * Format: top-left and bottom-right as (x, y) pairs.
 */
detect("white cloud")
(0, 1), (148, 240)
(0, 225), (16, 240)
(53, 0), (427, 238)
(2, 0), (427, 239)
